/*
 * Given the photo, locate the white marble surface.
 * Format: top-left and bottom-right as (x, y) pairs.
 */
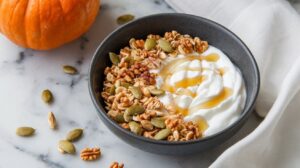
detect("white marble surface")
(0, 0), (262, 167)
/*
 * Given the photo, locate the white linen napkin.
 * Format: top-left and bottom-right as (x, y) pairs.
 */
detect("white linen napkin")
(166, 0), (300, 167)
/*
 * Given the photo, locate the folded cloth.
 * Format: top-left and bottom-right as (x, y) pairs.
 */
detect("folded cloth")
(166, 0), (300, 167)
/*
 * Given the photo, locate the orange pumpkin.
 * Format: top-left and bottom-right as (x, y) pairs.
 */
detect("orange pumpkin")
(0, 0), (100, 50)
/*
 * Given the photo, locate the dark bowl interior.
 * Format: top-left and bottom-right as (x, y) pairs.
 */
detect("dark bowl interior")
(89, 13), (260, 155)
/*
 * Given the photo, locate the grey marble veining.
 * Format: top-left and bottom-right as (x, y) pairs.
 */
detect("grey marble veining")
(0, 0), (262, 167)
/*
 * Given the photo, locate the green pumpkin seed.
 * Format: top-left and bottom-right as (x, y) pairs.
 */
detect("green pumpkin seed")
(151, 117), (166, 128)
(154, 128), (171, 140)
(114, 113), (125, 123)
(109, 85), (116, 95)
(117, 14), (135, 25)
(126, 104), (145, 115)
(58, 140), (76, 154)
(42, 89), (53, 104)
(124, 56), (134, 66)
(129, 121), (143, 135)
(66, 128), (83, 142)
(124, 104), (145, 122)
(121, 82), (131, 88)
(144, 39), (156, 50)
(140, 120), (154, 131)
(16, 127), (35, 137)
(129, 86), (142, 99)
(158, 39), (173, 52)
(123, 111), (133, 122)
(109, 52), (120, 65)
(149, 88), (165, 96)
(63, 65), (78, 75)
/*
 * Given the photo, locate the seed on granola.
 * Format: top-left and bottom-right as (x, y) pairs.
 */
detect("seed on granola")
(114, 113), (125, 123)
(66, 128), (83, 142)
(140, 120), (154, 131)
(63, 65), (78, 75)
(124, 56), (134, 66)
(117, 14), (135, 25)
(144, 38), (156, 50)
(149, 88), (165, 96)
(158, 39), (173, 52)
(120, 82), (131, 88)
(129, 121), (143, 135)
(123, 111), (132, 122)
(109, 85), (116, 95)
(124, 104), (145, 122)
(109, 52), (120, 65)
(126, 104), (145, 115)
(151, 117), (166, 128)
(41, 89), (53, 104)
(129, 86), (142, 99)
(154, 128), (171, 140)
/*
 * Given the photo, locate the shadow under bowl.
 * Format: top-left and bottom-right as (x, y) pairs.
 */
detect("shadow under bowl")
(89, 13), (260, 155)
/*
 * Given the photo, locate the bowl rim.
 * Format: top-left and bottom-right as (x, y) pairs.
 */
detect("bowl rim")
(88, 13), (260, 145)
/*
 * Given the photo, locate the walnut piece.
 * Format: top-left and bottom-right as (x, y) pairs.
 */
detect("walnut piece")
(80, 147), (101, 161)
(110, 162), (124, 168)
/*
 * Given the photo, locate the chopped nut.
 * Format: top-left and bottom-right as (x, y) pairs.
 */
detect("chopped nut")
(110, 162), (124, 168)
(80, 147), (101, 161)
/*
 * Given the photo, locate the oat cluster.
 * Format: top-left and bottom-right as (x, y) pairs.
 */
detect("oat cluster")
(101, 31), (209, 141)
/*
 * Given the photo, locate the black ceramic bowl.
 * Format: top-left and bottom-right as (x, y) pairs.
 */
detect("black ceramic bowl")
(89, 13), (260, 155)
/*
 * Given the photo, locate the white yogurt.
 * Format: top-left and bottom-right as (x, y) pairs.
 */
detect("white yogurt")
(153, 46), (246, 137)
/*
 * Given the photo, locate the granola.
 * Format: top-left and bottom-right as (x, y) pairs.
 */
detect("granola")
(101, 31), (209, 141)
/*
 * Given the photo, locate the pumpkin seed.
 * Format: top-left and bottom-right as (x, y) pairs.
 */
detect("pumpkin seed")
(58, 140), (76, 154)
(129, 86), (142, 99)
(48, 112), (57, 129)
(63, 65), (78, 75)
(120, 82), (131, 88)
(109, 85), (116, 95)
(151, 117), (166, 128)
(124, 56), (134, 66)
(123, 111), (133, 122)
(158, 39), (173, 52)
(124, 104), (145, 122)
(16, 127), (35, 137)
(129, 121), (143, 135)
(117, 14), (135, 25)
(114, 113), (125, 123)
(109, 52), (120, 65)
(154, 128), (171, 140)
(140, 120), (154, 131)
(126, 104), (145, 115)
(41, 89), (53, 104)
(149, 88), (165, 96)
(66, 128), (83, 142)
(144, 39), (156, 50)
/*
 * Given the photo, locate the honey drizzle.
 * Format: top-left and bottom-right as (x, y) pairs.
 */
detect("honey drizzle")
(189, 87), (232, 112)
(217, 67), (227, 76)
(174, 75), (206, 88)
(195, 117), (209, 132)
(159, 53), (220, 77)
